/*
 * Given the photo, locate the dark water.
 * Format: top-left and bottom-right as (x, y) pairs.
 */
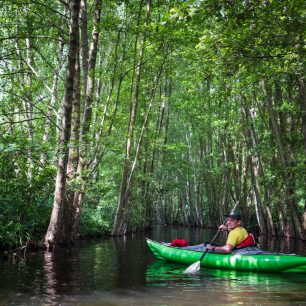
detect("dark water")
(1, 226), (306, 306)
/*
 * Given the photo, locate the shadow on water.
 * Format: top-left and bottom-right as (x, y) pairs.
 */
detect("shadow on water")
(0, 226), (306, 305)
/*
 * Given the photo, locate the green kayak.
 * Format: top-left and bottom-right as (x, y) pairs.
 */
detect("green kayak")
(146, 238), (306, 273)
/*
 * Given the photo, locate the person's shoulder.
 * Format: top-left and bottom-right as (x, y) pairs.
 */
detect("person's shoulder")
(239, 227), (248, 237)
(232, 227), (248, 235)
(233, 227), (246, 232)
(229, 227), (243, 235)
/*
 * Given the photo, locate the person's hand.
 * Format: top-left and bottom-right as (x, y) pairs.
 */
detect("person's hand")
(206, 244), (215, 252)
(219, 224), (228, 232)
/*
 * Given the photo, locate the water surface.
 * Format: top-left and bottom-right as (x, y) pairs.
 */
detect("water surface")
(1, 226), (306, 305)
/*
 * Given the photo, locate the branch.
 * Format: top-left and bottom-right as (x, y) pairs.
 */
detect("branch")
(33, 45), (65, 83)
(22, 59), (62, 120)
(0, 88), (62, 131)
(0, 36), (66, 44)
(0, 115), (55, 126)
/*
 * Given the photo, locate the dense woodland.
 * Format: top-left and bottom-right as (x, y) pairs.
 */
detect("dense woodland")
(0, 0), (305, 250)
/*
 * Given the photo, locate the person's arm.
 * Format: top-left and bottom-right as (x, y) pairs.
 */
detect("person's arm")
(206, 243), (234, 254)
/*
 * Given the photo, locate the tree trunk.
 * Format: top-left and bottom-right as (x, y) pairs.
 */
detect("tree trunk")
(266, 204), (276, 236)
(142, 80), (167, 229)
(15, 12), (34, 180)
(44, 0), (81, 249)
(112, 0), (151, 236)
(64, 40), (81, 241)
(241, 100), (267, 235)
(261, 79), (305, 240)
(80, 0), (89, 93)
(71, 0), (102, 239)
(41, 41), (64, 167)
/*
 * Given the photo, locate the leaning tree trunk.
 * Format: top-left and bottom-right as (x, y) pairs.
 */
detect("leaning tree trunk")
(142, 79), (167, 229)
(112, 0), (151, 236)
(44, 0), (81, 249)
(241, 100), (267, 235)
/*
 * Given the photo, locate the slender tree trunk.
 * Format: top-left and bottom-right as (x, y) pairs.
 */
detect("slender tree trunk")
(89, 29), (122, 165)
(241, 101), (267, 234)
(24, 32), (34, 180)
(142, 80), (167, 228)
(112, 0), (151, 236)
(15, 12), (34, 180)
(41, 41), (64, 167)
(266, 204), (276, 236)
(261, 79), (305, 240)
(80, 0), (89, 93)
(44, 0), (81, 249)
(71, 0), (102, 239)
(115, 62), (164, 233)
(248, 94), (276, 235)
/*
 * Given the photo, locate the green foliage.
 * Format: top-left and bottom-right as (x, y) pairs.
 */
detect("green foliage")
(80, 202), (111, 237)
(0, 164), (54, 248)
(0, 0), (305, 244)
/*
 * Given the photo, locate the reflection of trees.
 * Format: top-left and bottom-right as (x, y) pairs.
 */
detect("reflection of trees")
(153, 225), (215, 245)
(112, 236), (148, 288)
(43, 252), (58, 299)
(42, 240), (126, 293)
(0, 229), (306, 305)
(43, 247), (81, 299)
(85, 240), (117, 289)
(259, 235), (306, 255)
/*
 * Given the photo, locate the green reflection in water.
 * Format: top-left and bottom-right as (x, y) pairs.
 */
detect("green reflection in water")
(146, 260), (306, 293)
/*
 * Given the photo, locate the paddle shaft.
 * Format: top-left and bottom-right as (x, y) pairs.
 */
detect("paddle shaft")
(199, 202), (239, 262)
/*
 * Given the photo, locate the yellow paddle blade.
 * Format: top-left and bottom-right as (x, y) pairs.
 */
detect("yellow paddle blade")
(183, 260), (201, 274)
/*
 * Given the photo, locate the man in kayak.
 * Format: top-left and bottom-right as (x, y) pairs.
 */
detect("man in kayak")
(205, 211), (256, 254)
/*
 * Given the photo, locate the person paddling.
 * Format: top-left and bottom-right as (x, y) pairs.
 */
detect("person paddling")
(206, 211), (256, 254)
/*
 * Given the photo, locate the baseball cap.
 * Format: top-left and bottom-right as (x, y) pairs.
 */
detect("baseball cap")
(225, 210), (241, 220)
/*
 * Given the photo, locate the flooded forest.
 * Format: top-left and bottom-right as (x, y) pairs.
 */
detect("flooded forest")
(0, 0), (305, 251)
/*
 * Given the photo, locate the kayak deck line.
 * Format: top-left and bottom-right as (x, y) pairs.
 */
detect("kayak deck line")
(146, 238), (306, 273)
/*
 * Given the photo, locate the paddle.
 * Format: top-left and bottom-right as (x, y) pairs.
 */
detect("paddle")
(183, 201), (239, 274)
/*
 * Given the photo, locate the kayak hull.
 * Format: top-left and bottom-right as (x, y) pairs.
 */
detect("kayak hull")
(146, 238), (306, 273)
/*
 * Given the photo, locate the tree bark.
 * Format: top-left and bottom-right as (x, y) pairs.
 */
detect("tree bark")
(71, 0), (102, 239)
(80, 0), (89, 93)
(44, 0), (81, 249)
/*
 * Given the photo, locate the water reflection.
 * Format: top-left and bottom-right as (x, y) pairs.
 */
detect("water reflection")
(146, 261), (205, 287)
(146, 259), (306, 305)
(259, 235), (306, 255)
(0, 226), (306, 306)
